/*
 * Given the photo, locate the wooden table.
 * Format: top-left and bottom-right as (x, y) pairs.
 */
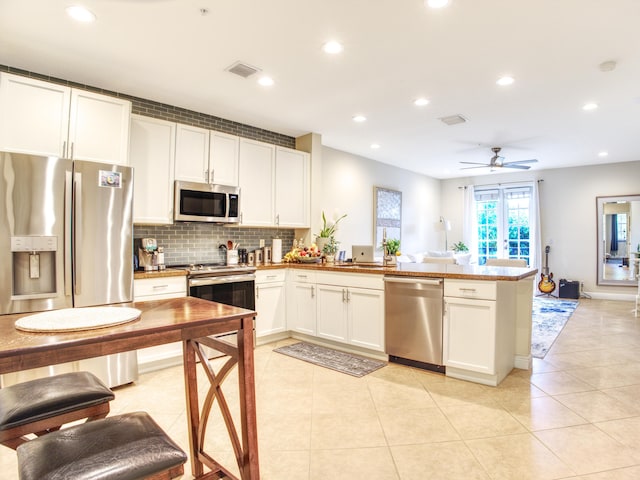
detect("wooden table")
(0, 297), (259, 480)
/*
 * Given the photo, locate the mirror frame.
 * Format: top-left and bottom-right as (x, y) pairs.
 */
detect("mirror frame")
(596, 194), (640, 286)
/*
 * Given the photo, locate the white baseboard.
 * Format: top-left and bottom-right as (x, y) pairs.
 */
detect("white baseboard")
(582, 291), (636, 301)
(514, 355), (531, 370)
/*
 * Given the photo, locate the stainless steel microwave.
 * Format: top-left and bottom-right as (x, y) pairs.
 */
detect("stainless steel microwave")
(174, 181), (240, 223)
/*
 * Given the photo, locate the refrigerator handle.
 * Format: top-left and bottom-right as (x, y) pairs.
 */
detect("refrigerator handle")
(73, 172), (82, 295)
(64, 170), (73, 297)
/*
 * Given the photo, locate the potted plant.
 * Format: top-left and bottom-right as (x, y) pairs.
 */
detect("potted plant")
(383, 238), (400, 265)
(316, 211), (347, 251)
(451, 241), (468, 253)
(322, 236), (340, 262)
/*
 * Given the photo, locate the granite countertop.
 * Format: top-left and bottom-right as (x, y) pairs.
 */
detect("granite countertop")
(133, 268), (188, 280)
(259, 262), (538, 281)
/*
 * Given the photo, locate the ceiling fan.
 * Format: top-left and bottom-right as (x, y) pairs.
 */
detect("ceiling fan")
(460, 147), (538, 170)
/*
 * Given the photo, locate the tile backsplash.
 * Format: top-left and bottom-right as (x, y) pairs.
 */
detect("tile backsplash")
(134, 224), (294, 266)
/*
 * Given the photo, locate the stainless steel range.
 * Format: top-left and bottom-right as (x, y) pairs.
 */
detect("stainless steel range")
(185, 263), (256, 311)
(182, 263), (257, 358)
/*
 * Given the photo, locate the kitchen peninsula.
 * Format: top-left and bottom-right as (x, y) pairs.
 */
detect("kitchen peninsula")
(0, 297), (259, 480)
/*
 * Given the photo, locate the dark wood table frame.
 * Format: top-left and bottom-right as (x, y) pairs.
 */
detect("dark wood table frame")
(0, 297), (260, 480)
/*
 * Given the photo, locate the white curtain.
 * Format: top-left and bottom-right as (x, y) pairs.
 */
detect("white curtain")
(462, 185), (477, 262)
(532, 180), (542, 290)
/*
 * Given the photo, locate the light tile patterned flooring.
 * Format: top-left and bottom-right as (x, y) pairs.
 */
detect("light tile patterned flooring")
(2, 298), (640, 479)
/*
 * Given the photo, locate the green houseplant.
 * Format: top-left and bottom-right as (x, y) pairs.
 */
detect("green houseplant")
(317, 211), (347, 238)
(452, 241), (469, 253)
(385, 238), (400, 255)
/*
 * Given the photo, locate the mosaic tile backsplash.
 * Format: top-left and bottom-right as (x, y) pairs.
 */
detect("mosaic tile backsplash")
(134, 224), (295, 266)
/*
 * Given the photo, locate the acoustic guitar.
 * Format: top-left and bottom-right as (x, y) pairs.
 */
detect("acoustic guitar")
(538, 245), (556, 294)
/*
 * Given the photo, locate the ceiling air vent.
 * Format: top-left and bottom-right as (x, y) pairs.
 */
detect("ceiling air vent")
(225, 61), (260, 78)
(439, 114), (467, 126)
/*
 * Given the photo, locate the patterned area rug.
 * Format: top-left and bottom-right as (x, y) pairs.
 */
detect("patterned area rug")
(531, 297), (579, 358)
(274, 342), (386, 377)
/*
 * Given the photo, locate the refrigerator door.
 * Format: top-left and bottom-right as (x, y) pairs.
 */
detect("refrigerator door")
(72, 160), (134, 307)
(0, 152), (73, 314)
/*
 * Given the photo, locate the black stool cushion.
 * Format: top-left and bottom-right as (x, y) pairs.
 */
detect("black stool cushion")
(17, 412), (187, 480)
(0, 371), (114, 430)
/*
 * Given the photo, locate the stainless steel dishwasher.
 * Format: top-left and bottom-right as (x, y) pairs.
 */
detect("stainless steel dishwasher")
(384, 276), (445, 373)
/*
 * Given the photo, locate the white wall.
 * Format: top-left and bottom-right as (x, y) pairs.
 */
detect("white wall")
(441, 161), (640, 297)
(320, 147), (441, 257)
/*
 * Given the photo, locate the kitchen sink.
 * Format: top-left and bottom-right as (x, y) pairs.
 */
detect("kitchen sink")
(333, 263), (387, 268)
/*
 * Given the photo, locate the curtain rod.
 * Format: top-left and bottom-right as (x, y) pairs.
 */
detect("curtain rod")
(457, 179), (543, 189)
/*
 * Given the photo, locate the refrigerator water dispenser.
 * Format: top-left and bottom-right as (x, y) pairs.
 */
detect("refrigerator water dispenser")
(11, 236), (57, 298)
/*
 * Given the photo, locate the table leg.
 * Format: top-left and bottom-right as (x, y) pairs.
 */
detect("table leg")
(183, 338), (204, 478)
(237, 316), (260, 479)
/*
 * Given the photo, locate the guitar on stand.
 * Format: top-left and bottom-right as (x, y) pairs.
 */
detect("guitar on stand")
(538, 245), (556, 296)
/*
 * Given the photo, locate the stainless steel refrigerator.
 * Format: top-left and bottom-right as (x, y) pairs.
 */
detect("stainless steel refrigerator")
(0, 151), (138, 387)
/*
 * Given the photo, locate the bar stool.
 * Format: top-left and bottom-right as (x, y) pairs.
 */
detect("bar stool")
(16, 412), (187, 480)
(0, 371), (114, 450)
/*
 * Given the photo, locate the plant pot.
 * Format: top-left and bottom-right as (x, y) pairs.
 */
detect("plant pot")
(315, 236), (329, 252)
(325, 254), (335, 263)
(386, 255), (397, 266)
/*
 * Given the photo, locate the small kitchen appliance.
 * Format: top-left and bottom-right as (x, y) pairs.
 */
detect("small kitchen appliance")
(138, 238), (158, 271)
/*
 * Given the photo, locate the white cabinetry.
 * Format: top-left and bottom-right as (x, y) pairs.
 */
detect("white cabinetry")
(129, 115), (176, 224)
(174, 124), (210, 183)
(315, 272), (385, 352)
(255, 269), (287, 342)
(238, 138), (275, 226)
(287, 270), (317, 336)
(274, 146), (310, 227)
(0, 73), (131, 164)
(209, 131), (239, 186)
(134, 275), (187, 371)
(444, 279), (514, 386)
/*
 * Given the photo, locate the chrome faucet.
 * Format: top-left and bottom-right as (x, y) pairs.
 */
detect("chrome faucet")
(382, 227), (389, 266)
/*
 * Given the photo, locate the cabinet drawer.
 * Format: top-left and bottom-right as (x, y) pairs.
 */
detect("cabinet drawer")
(256, 269), (286, 283)
(444, 279), (496, 300)
(134, 276), (186, 299)
(288, 270), (316, 283)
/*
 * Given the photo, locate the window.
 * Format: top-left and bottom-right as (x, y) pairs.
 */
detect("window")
(474, 184), (533, 265)
(374, 187), (401, 253)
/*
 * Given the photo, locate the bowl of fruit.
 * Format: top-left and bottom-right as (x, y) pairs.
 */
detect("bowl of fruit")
(284, 244), (322, 263)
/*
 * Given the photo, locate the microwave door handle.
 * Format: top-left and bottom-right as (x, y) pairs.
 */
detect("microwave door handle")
(73, 172), (82, 295)
(225, 193), (230, 219)
(64, 170), (73, 297)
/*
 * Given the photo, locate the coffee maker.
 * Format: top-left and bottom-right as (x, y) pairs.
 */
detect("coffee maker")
(138, 238), (165, 271)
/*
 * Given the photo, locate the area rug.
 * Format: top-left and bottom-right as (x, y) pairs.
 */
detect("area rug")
(531, 297), (579, 358)
(273, 342), (386, 377)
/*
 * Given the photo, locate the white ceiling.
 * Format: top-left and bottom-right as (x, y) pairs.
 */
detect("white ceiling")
(1, 0), (639, 179)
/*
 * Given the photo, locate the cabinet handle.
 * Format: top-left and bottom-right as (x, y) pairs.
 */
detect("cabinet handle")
(70, 142), (74, 160)
(459, 288), (477, 293)
(311, 285), (315, 298)
(298, 275), (307, 279)
(240, 212), (243, 224)
(152, 284), (169, 289)
(275, 214), (280, 226)
(342, 288), (346, 302)
(266, 275), (277, 279)
(256, 286), (260, 299)
(204, 169), (208, 182)
(210, 169), (215, 183)
(62, 140), (67, 158)
(346, 289), (351, 302)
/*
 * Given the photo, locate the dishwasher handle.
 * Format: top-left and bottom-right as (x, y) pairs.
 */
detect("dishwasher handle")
(383, 276), (442, 286)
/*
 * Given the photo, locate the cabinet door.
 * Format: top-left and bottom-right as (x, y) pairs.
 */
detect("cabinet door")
(174, 124), (210, 183)
(0, 73), (70, 157)
(209, 131), (239, 186)
(68, 89), (131, 164)
(348, 287), (384, 352)
(287, 282), (316, 335)
(129, 115), (176, 224)
(274, 147), (310, 227)
(238, 138), (275, 226)
(444, 297), (496, 374)
(316, 284), (348, 343)
(255, 282), (286, 337)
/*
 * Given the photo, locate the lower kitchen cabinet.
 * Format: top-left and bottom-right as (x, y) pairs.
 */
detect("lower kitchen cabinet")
(255, 270), (287, 342)
(287, 281), (317, 336)
(134, 275), (187, 370)
(348, 287), (384, 351)
(316, 284), (348, 343)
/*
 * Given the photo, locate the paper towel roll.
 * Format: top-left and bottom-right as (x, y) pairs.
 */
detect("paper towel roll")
(272, 238), (282, 263)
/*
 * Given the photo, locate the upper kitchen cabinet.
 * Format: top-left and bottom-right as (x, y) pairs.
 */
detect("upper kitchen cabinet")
(129, 115), (176, 224)
(238, 140), (310, 227)
(238, 138), (275, 226)
(209, 131), (239, 186)
(275, 146), (310, 228)
(174, 124), (210, 183)
(0, 73), (131, 164)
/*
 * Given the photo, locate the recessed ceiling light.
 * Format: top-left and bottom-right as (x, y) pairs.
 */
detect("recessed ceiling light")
(598, 151), (609, 157)
(583, 102), (598, 111)
(323, 41), (343, 54)
(496, 76), (515, 86)
(66, 5), (96, 22)
(414, 98), (430, 106)
(257, 76), (274, 87)
(371, 143), (381, 149)
(425, 0), (450, 8)
(352, 115), (366, 122)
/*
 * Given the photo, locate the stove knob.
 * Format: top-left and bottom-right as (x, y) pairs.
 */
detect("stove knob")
(198, 265), (204, 270)
(189, 264), (195, 270)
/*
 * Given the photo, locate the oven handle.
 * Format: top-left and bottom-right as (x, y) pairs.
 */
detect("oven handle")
(189, 273), (256, 287)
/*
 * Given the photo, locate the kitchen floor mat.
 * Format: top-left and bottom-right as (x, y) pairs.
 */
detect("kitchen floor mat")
(531, 297), (579, 358)
(273, 342), (386, 377)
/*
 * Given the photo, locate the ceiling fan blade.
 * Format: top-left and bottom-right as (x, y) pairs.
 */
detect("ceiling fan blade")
(502, 164), (531, 170)
(459, 161), (490, 165)
(504, 159), (538, 165)
(460, 165), (491, 170)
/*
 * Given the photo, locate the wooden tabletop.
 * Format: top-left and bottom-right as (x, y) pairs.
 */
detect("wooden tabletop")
(0, 297), (256, 374)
